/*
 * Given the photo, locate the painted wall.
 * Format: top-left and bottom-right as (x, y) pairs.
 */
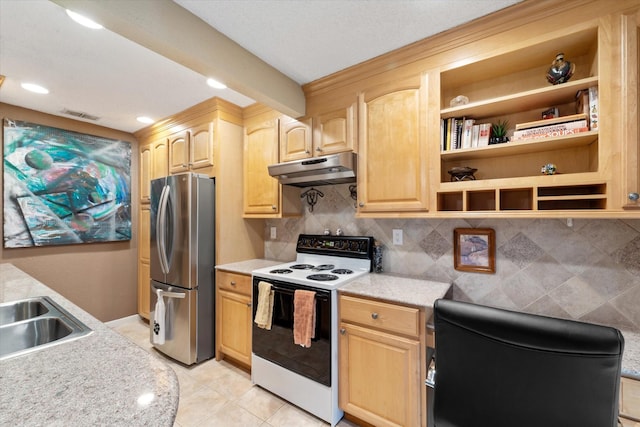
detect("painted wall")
(265, 183), (640, 333)
(1, 103), (139, 322)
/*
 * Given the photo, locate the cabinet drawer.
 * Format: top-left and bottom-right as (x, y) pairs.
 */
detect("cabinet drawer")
(621, 376), (640, 421)
(340, 294), (420, 337)
(217, 271), (251, 296)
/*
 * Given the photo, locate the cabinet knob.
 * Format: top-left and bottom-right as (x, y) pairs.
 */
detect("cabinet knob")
(230, 281), (236, 286)
(629, 192), (639, 202)
(371, 312), (379, 320)
(340, 328), (346, 335)
(246, 302), (252, 307)
(182, 163), (187, 168)
(316, 147), (323, 152)
(305, 150), (310, 154)
(271, 205), (277, 210)
(359, 202), (365, 208)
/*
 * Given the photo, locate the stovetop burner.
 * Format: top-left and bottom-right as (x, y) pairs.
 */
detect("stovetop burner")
(307, 274), (339, 281)
(331, 269), (353, 275)
(270, 269), (293, 274)
(313, 264), (334, 271)
(290, 264), (314, 270)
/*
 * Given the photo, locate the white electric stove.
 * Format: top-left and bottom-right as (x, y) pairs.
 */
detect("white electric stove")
(251, 234), (374, 426)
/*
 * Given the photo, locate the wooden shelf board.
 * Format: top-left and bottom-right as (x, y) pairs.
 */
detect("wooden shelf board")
(440, 76), (598, 119)
(440, 27), (598, 87)
(438, 173), (604, 190)
(537, 194), (606, 201)
(440, 130), (598, 161)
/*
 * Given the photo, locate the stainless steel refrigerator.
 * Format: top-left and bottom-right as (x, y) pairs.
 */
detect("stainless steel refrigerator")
(149, 172), (215, 365)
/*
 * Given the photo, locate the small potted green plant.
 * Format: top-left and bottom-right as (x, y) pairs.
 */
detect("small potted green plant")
(490, 120), (509, 144)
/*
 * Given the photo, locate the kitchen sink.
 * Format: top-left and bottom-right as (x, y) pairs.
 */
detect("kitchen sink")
(0, 299), (50, 326)
(0, 296), (92, 360)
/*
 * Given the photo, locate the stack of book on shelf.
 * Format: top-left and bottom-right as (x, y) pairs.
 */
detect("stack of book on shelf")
(512, 113), (589, 141)
(441, 117), (491, 151)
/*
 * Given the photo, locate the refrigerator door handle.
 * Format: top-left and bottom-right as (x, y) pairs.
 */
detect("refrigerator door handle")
(161, 291), (186, 299)
(156, 184), (171, 274)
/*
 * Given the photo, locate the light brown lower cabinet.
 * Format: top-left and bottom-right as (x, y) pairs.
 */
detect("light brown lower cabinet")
(620, 376), (640, 426)
(215, 271), (252, 367)
(339, 294), (427, 427)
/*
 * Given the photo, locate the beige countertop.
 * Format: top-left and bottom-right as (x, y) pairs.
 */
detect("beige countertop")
(339, 273), (452, 319)
(215, 258), (283, 276)
(0, 263), (179, 426)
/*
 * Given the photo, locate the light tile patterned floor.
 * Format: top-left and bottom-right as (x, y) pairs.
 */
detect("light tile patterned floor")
(109, 316), (360, 427)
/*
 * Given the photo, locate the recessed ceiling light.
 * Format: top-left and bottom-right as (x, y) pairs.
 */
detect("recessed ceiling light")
(206, 78), (227, 89)
(21, 83), (49, 94)
(66, 10), (103, 29)
(137, 116), (154, 124)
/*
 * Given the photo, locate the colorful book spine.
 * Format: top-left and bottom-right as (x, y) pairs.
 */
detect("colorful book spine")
(461, 119), (475, 149)
(512, 121), (589, 140)
(471, 124), (480, 147)
(589, 86), (599, 131)
(477, 123), (491, 146)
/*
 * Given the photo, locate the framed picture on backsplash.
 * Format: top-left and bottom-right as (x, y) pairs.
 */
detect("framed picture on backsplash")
(454, 228), (495, 274)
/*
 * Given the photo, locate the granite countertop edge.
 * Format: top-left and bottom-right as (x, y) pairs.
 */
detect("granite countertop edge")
(338, 272), (640, 381)
(338, 272), (452, 313)
(0, 263), (179, 426)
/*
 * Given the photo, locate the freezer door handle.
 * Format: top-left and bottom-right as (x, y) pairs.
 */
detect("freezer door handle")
(156, 184), (171, 274)
(160, 290), (186, 299)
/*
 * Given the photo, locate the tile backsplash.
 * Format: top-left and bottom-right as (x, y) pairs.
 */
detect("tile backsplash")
(265, 184), (640, 332)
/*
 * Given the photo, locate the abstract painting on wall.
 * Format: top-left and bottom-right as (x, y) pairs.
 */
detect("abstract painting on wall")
(3, 119), (131, 248)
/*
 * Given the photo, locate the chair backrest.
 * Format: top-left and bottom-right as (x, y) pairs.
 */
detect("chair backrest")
(433, 299), (624, 427)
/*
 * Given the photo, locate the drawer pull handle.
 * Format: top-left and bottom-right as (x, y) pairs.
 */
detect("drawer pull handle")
(340, 328), (346, 335)
(371, 312), (379, 320)
(230, 281), (236, 286)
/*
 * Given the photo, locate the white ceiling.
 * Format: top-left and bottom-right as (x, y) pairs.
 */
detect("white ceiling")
(0, 0), (521, 133)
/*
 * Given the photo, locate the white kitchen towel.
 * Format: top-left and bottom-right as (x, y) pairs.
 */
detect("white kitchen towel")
(254, 281), (274, 330)
(153, 289), (165, 345)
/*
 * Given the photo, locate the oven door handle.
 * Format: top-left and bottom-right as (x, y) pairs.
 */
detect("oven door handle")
(269, 285), (330, 302)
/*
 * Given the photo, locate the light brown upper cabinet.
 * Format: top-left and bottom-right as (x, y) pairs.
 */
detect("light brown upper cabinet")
(139, 138), (168, 204)
(280, 101), (357, 163)
(279, 116), (313, 162)
(357, 74), (429, 214)
(314, 101), (357, 156)
(243, 104), (302, 218)
(168, 121), (214, 174)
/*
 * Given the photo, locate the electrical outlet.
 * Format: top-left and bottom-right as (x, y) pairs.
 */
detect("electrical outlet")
(270, 227), (277, 239)
(392, 229), (403, 245)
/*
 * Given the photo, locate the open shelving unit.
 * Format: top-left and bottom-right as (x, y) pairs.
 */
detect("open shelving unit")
(436, 26), (605, 213)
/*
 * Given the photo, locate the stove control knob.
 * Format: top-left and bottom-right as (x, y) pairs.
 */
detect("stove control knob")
(340, 328), (346, 335)
(371, 312), (379, 320)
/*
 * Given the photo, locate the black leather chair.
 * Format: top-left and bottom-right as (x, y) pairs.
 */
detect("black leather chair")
(431, 299), (625, 427)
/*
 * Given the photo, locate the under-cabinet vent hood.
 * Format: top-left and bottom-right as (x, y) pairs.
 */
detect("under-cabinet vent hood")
(268, 152), (357, 187)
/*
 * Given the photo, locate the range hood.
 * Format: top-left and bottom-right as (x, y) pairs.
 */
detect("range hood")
(268, 152), (357, 187)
